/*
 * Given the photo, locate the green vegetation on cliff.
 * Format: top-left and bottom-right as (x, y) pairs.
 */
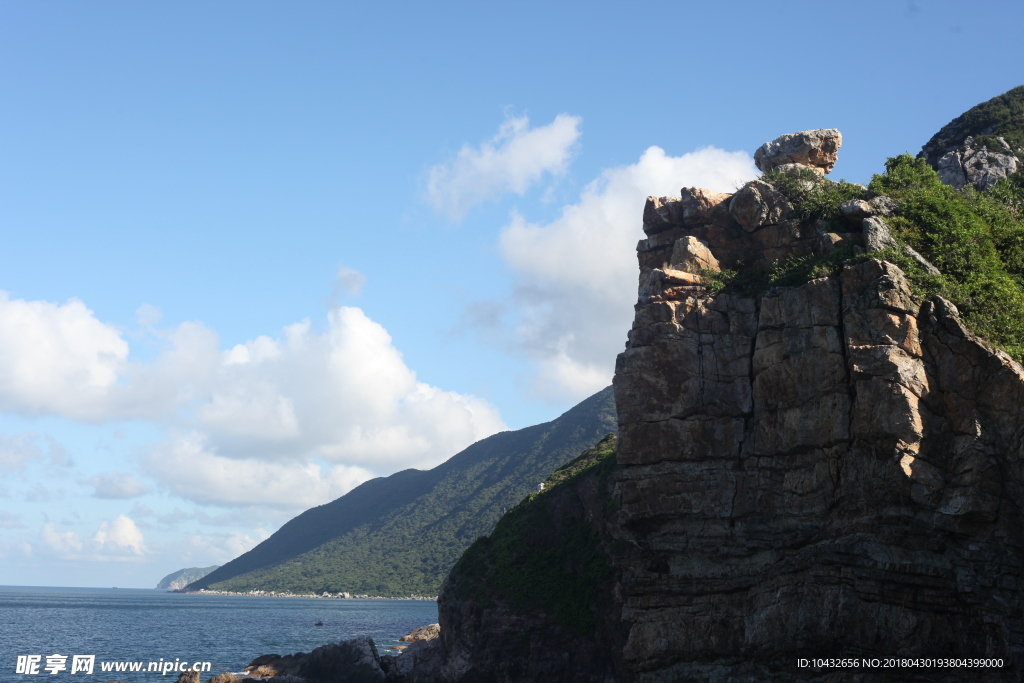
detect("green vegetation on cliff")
(448, 434), (618, 635)
(920, 85), (1024, 168)
(868, 154), (1024, 358)
(187, 387), (617, 597)
(707, 156), (1024, 361)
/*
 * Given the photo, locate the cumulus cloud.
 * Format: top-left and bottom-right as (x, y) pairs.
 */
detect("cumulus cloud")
(427, 113), (582, 220)
(87, 471), (152, 499)
(144, 432), (375, 508)
(197, 308), (505, 468)
(39, 515), (147, 559)
(0, 293), (129, 417)
(0, 293), (220, 421)
(92, 515), (147, 555)
(0, 291), (505, 504)
(492, 145), (758, 400)
(128, 308), (504, 507)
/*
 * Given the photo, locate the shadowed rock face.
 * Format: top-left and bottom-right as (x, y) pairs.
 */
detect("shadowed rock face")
(615, 146), (1024, 679)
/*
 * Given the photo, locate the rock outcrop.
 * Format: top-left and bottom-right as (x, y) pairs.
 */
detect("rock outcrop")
(919, 85), (1024, 191)
(399, 624), (440, 642)
(613, 131), (1024, 680)
(934, 135), (1019, 190)
(243, 636), (386, 682)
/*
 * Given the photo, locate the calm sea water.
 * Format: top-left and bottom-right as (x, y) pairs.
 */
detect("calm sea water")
(1, 586), (438, 681)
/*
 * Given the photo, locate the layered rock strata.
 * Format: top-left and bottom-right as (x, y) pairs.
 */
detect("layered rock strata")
(614, 131), (1024, 680)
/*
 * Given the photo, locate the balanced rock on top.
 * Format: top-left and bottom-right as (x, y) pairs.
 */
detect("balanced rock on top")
(754, 128), (842, 175)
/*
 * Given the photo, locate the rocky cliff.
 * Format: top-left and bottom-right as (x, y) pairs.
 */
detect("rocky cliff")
(435, 129), (1024, 682)
(613, 130), (1024, 681)
(156, 565), (219, 590)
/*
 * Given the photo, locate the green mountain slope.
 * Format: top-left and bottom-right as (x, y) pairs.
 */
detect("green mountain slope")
(919, 85), (1024, 167)
(187, 386), (617, 597)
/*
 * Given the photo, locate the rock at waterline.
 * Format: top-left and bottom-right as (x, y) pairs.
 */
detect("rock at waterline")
(399, 623), (440, 642)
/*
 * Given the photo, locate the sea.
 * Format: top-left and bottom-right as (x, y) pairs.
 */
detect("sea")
(1, 586), (438, 682)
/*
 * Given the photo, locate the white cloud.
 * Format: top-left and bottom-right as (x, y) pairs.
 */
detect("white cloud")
(92, 515), (147, 555)
(427, 113), (582, 220)
(0, 294), (505, 502)
(40, 522), (83, 554)
(87, 471), (152, 499)
(39, 515), (148, 559)
(0, 293), (129, 418)
(144, 432), (375, 508)
(492, 145), (758, 400)
(193, 308), (505, 469)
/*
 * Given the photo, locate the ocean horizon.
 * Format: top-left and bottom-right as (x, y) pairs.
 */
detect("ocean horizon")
(2, 585), (438, 681)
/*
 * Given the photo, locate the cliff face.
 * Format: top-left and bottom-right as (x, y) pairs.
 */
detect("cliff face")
(428, 129), (1024, 682)
(614, 131), (1024, 680)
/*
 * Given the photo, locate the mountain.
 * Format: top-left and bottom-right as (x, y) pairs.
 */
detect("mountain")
(155, 565), (219, 590)
(186, 386), (617, 597)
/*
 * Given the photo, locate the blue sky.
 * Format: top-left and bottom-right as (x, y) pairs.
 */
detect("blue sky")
(1, 0), (1021, 588)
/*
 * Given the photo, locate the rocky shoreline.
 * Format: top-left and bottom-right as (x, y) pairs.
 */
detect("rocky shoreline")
(175, 589), (436, 601)
(152, 624), (444, 683)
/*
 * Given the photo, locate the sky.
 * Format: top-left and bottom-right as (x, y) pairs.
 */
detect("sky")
(1, 0), (1021, 588)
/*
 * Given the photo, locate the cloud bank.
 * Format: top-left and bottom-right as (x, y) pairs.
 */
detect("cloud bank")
(0, 293), (505, 509)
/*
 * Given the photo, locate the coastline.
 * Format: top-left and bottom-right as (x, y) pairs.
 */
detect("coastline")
(176, 588), (436, 601)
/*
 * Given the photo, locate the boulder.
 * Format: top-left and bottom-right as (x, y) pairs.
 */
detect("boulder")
(862, 216), (898, 251)
(669, 236), (720, 273)
(174, 672), (200, 683)
(380, 638), (446, 683)
(304, 636), (385, 683)
(678, 187), (733, 228)
(205, 674), (241, 683)
(244, 636), (386, 683)
(839, 198), (873, 220)
(729, 179), (792, 232)
(399, 623), (440, 642)
(642, 196), (684, 236)
(754, 128), (842, 174)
